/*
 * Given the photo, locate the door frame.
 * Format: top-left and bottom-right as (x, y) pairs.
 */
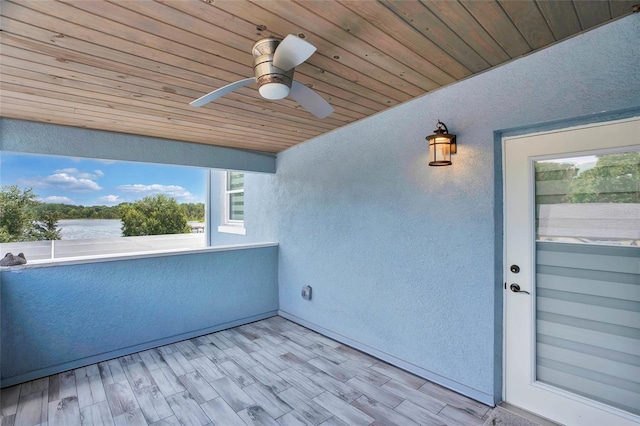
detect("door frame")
(501, 116), (640, 424)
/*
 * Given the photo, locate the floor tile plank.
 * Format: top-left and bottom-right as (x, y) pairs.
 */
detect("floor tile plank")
(133, 385), (173, 424)
(382, 379), (446, 414)
(106, 360), (127, 384)
(2, 385), (21, 416)
(243, 383), (292, 419)
(15, 388), (48, 426)
(80, 400), (114, 426)
(148, 368), (185, 399)
(277, 388), (332, 426)
(339, 361), (390, 387)
(351, 395), (418, 426)
(312, 391), (373, 426)
(48, 371), (76, 403)
(105, 381), (139, 417)
(438, 404), (485, 426)
(113, 407), (147, 426)
(48, 396), (80, 426)
(165, 392), (210, 426)
(276, 410), (313, 426)
(200, 397), (245, 426)
(209, 377), (254, 412)
(277, 369), (324, 399)
(418, 381), (490, 418)
(306, 358), (354, 383)
(370, 362), (426, 389)
(309, 373), (361, 403)
(344, 376), (402, 409)
(237, 405), (280, 426)
(249, 366), (291, 394)
(218, 360), (255, 388)
(393, 400), (447, 426)
(189, 357), (225, 383)
(178, 372), (219, 405)
(175, 341), (203, 361)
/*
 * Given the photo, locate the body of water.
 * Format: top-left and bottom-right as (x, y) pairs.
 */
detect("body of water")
(57, 219), (205, 240)
(58, 219), (123, 240)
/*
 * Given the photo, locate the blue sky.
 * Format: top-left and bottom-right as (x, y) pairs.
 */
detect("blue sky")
(1, 152), (206, 206)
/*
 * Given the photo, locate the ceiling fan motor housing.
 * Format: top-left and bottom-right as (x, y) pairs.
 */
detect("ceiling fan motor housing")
(252, 38), (294, 97)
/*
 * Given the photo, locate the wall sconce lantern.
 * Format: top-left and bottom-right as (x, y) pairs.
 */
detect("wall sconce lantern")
(426, 120), (457, 166)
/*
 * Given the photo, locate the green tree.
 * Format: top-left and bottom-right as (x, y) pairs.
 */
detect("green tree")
(120, 194), (190, 237)
(32, 210), (63, 241)
(535, 161), (577, 205)
(0, 185), (40, 242)
(567, 152), (640, 203)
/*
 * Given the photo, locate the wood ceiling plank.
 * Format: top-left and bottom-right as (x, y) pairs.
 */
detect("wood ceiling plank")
(374, 0), (488, 74)
(574, 0), (612, 30)
(535, 1), (581, 40)
(0, 66), (316, 143)
(0, 17), (371, 125)
(6, 1), (385, 115)
(71, 0), (397, 110)
(243, 0), (443, 91)
(3, 96), (292, 149)
(112, 0), (413, 104)
(1, 40), (356, 132)
(498, 0), (555, 49)
(609, 1), (639, 17)
(13, 0), (250, 82)
(1, 82), (319, 147)
(0, 76), (312, 146)
(3, 96), (292, 152)
(0, 62), (328, 141)
(421, 0), (510, 66)
(295, 0), (462, 84)
(1, 32), (364, 128)
(1, 88), (303, 150)
(203, 0), (432, 97)
(458, 0), (531, 58)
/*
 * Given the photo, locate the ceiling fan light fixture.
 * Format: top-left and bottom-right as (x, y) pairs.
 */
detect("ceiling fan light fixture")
(259, 82), (290, 100)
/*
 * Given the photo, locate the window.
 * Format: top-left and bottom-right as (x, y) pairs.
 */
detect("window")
(218, 171), (246, 235)
(0, 151), (208, 262)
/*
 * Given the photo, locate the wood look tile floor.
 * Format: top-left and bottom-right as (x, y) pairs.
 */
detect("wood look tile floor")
(0, 316), (492, 426)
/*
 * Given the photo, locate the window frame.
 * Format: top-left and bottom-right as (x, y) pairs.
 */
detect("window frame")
(218, 171), (246, 235)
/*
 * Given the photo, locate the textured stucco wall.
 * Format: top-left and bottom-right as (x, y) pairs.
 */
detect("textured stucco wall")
(276, 15), (640, 404)
(209, 170), (278, 246)
(1, 246), (278, 386)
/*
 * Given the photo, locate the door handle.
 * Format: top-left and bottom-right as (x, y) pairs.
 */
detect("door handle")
(509, 283), (530, 294)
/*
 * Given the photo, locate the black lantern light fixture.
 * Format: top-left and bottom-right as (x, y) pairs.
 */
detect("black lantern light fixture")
(426, 120), (457, 166)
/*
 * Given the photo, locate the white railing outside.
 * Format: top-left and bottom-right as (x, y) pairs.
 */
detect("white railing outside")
(1, 233), (206, 262)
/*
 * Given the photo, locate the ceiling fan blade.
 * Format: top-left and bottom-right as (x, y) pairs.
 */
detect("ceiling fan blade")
(189, 78), (254, 107)
(290, 81), (334, 119)
(273, 34), (317, 71)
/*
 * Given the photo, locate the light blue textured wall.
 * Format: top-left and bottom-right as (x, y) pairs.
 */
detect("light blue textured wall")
(1, 246), (278, 386)
(209, 170), (278, 246)
(276, 15), (640, 405)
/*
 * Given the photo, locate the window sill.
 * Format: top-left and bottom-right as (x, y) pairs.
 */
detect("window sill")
(0, 242), (277, 270)
(217, 225), (247, 235)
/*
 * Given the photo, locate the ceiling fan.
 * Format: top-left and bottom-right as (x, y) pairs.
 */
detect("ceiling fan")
(190, 35), (334, 119)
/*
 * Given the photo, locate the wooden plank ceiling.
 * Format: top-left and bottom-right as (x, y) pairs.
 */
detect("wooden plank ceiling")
(1, 1), (637, 153)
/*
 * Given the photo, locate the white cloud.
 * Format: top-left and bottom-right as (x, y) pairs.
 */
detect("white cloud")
(98, 195), (121, 204)
(118, 184), (195, 201)
(53, 168), (104, 180)
(45, 173), (102, 192)
(43, 196), (75, 204)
